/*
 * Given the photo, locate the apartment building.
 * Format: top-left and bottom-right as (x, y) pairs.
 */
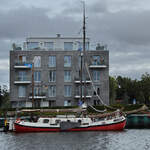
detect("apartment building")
(10, 34), (109, 108)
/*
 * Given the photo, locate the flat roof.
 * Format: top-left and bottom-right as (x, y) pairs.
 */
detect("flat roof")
(26, 37), (90, 40)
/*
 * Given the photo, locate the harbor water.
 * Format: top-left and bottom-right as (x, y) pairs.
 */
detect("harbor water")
(0, 129), (150, 150)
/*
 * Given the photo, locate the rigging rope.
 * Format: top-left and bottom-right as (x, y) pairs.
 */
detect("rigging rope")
(85, 62), (116, 111)
(88, 104), (107, 113)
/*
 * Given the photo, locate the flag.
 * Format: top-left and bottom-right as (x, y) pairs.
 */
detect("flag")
(25, 63), (32, 68)
(78, 47), (82, 51)
(78, 100), (83, 106)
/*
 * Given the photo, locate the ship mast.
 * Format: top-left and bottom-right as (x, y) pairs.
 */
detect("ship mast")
(80, 1), (86, 104)
(83, 1), (86, 103)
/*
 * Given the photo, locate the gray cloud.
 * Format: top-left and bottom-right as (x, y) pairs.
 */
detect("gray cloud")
(0, 70), (9, 86)
(62, 0), (107, 15)
(104, 11), (150, 45)
(1, 0), (150, 86)
(0, 6), (81, 39)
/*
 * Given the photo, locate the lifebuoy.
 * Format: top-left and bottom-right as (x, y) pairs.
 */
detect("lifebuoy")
(16, 118), (21, 123)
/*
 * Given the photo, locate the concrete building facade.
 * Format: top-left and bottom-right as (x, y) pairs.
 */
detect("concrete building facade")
(10, 35), (109, 108)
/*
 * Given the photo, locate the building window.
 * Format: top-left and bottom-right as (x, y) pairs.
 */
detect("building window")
(49, 100), (56, 107)
(19, 55), (26, 63)
(85, 42), (89, 51)
(64, 71), (71, 82)
(27, 42), (39, 50)
(64, 100), (71, 106)
(77, 42), (82, 51)
(19, 101), (26, 108)
(92, 56), (100, 65)
(44, 42), (54, 50)
(75, 85), (90, 96)
(64, 56), (71, 67)
(94, 100), (100, 106)
(18, 71), (27, 81)
(34, 71), (41, 82)
(77, 42), (89, 51)
(93, 70), (100, 81)
(49, 70), (56, 82)
(48, 85), (56, 97)
(18, 86), (26, 97)
(93, 85), (100, 95)
(34, 87), (41, 96)
(33, 56), (41, 67)
(49, 56), (56, 67)
(64, 85), (72, 97)
(64, 42), (73, 51)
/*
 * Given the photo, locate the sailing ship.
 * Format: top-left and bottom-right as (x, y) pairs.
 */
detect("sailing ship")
(14, 111), (126, 132)
(14, 2), (126, 133)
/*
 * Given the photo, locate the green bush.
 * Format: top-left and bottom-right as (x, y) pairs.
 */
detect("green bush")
(20, 106), (78, 110)
(123, 104), (143, 111)
(110, 103), (124, 109)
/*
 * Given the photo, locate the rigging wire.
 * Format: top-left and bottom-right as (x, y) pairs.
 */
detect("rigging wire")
(85, 62), (116, 111)
(85, 63), (105, 105)
(80, 1), (116, 112)
(88, 104), (107, 113)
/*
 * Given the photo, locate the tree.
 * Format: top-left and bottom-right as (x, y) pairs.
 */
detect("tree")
(0, 85), (10, 109)
(116, 76), (129, 102)
(136, 91), (145, 104)
(109, 76), (117, 104)
(140, 72), (150, 104)
(109, 73), (150, 105)
(0, 86), (2, 107)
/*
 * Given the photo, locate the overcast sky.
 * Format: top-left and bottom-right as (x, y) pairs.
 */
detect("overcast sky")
(1, 0), (150, 86)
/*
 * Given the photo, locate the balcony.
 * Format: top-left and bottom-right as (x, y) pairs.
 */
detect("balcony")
(29, 92), (46, 99)
(74, 95), (92, 99)
(74, 78), (91, 84)
(89, 60), (107, 69)
(14, 62), (32, 69)
(89, 64), (107, 69)
(74, 90), (92, 99)
(14, 76), (31, 84)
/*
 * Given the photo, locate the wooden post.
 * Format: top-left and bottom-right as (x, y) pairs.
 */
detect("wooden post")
(32, 62), (34, 108)
(80, 52), (83, 104)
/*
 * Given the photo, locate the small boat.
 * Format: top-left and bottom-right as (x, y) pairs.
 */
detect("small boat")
(14, 111), (126, 133)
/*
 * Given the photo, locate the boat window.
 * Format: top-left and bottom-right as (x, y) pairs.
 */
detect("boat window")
(43, 119), (49, 123)
(55, 120), (60, 124)
(78, 120), (81, 123)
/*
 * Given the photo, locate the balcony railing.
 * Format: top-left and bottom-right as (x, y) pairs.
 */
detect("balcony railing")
(14, 76), (31, 84)
(29, 92), (46, 99)
(14, 62), (32, 69)
(74, 90), (92, 98)
(89, 63), (107, 69)
(74, 95), (92, 98)
(74, 78), (91, 84)
(89, 61), (107, 69)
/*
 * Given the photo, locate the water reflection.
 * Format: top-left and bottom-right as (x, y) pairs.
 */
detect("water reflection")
(0, 130), (150, 150)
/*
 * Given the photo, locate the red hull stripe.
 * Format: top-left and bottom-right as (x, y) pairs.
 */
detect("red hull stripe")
(14, 120), (126, 132)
